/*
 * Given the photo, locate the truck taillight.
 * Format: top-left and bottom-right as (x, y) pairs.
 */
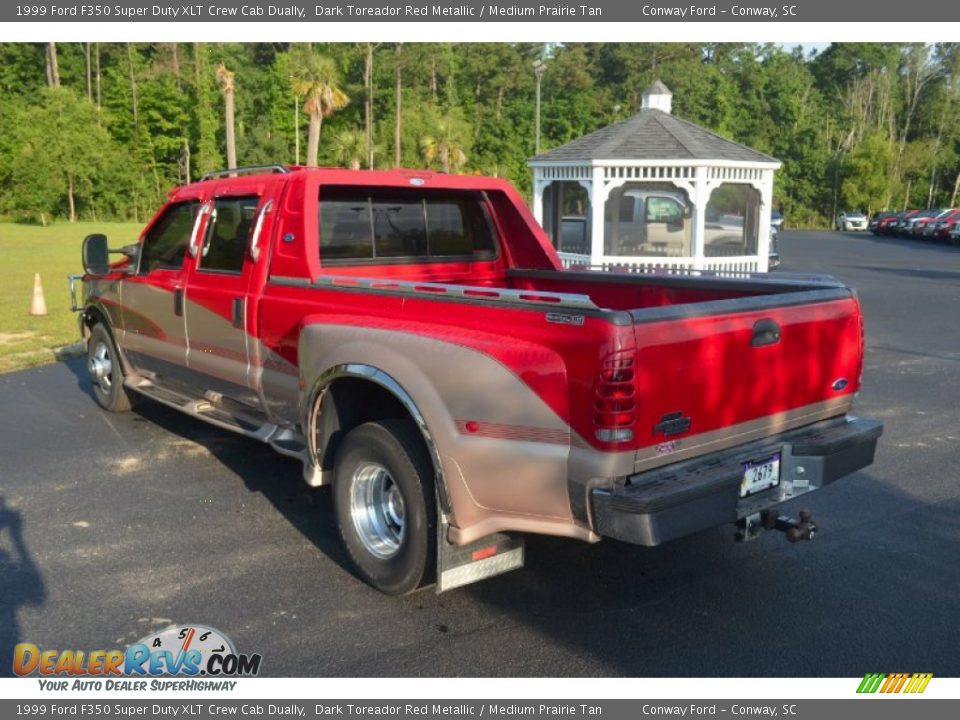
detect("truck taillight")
(594, 351), (636, 443)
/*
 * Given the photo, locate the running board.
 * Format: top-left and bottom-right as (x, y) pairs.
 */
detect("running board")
(436, 510), (524, 593)
(126, 379), (317, 482)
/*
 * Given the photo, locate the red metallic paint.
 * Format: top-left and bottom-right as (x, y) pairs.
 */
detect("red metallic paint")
(102, 167), (864, 457)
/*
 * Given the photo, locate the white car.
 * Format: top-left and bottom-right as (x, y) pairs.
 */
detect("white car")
(837, 212), (868, 231)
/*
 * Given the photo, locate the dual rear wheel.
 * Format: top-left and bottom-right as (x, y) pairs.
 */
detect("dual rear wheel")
(332, 419), (437, 595)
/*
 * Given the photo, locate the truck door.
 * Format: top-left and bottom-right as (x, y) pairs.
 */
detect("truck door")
(119, 198), (204, 384)
(182, 192), (267, 409)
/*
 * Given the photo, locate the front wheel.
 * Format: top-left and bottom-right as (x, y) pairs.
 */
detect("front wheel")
(87, 324), (137, 412)
(333, 419), (436, 595)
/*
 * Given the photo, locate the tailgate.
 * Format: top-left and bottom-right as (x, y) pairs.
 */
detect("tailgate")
(630, 289), (863, 468)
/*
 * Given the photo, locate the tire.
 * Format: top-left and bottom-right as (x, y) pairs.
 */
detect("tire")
(333, 419), (436, 595)
(87, 324), (137, 412)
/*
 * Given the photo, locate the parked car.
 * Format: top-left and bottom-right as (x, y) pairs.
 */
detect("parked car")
(768, 224), (781, 269)
(771, 210), (784, 231)
(891, 209), (921, 236)
(901, 209), (940, 237)
(925, 208), (960, 240)
(869, 211), (896, 233)
(950, 221), (960, 244)
(72, 165), (882, 595)
(907, 209), (946, 237)
(836, 211), (868, 232)
(876, 212), (903, 235)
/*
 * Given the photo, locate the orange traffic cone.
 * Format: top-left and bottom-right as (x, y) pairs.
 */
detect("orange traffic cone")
(30, 273), (48, 316)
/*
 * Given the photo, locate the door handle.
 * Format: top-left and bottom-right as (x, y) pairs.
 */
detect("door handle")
(232, 297), (245, 329)
(174, 288), (184, 317)
(752, 318), (781, 347)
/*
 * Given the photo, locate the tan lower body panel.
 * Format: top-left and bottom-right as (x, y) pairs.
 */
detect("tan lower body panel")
(632, 396), (854, 474)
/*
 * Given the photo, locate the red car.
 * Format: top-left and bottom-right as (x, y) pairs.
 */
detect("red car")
(911, 209), (949, 237)
(929, 208), (960, 240)
(877, 212), (905, 235)
(72, 165), (882, 594)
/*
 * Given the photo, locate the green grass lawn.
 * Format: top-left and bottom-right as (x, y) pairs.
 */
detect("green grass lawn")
(0, 221), (143, 374)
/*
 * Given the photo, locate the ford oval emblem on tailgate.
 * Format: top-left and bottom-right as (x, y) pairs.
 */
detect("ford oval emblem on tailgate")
(832, 378), (849, 391)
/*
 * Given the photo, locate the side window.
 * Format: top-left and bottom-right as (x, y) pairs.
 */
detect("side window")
(372, 195), (427, 258)
(426, 197), (495, 257)
(319, 192), (373, 260)
(139, 201), (200, 274)
(199, 196), (259, 274)
(619, 196), (635, 223)
(319, 187), (496, 263)
(646, 197), (683, 224)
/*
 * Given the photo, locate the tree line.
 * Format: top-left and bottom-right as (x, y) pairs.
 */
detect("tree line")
(0, 42), (958, 227)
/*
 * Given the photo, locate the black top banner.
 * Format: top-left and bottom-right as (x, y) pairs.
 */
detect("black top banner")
(3, 0), (955, 23)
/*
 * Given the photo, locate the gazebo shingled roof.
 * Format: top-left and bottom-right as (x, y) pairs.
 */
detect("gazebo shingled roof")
(530, 109), (779, 164)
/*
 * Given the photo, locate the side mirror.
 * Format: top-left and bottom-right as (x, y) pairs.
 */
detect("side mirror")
(82, 235), (139, 276)
(82, 234), (110, 276)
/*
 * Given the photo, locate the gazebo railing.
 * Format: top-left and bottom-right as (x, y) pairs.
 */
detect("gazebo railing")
(556, 253), (762, 274)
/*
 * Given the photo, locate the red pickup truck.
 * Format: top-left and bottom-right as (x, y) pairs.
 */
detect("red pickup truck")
(74, 165), (882, 595)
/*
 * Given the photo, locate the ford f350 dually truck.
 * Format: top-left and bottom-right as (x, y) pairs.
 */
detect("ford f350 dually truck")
(72, 165), (882, 595)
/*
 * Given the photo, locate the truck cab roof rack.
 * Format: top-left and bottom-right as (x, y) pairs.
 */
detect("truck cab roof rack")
(200, 165), (290, 181)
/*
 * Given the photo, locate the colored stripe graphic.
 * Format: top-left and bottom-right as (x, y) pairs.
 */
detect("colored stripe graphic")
(857, 673), (933, 694)
(857, 673), (885, 693)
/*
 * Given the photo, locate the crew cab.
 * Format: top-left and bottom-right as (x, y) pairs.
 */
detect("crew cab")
(73, 165), (882, 595)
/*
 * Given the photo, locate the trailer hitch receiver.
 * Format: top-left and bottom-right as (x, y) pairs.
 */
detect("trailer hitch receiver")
(734, 510), (817, 543)
(762, 509), (817, 543)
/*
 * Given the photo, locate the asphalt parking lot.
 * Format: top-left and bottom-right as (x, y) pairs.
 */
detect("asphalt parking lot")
(2, 229), (959, 677)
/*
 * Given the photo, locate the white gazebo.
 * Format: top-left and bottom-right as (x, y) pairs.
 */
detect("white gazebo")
(529, 81), (782, 273)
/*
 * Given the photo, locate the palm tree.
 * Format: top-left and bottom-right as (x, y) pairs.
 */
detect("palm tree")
(215, 63), (237, 170)
(362, 43), (381, 169)
(419, 109), (471, 173)
(46, 43), (60, 87)
(290, 48), (349, 167)
(394, 43), (403, 167)
(330, 129), (366, 170)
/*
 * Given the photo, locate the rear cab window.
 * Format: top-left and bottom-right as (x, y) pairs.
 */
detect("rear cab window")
(318, 186), (497, 264)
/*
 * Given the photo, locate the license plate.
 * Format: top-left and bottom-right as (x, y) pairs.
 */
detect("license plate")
(740, 453), (781, 497)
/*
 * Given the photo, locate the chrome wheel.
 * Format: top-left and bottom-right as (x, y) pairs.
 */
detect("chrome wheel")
(349, 462), (406, 559)
(88, 341), (113, 393)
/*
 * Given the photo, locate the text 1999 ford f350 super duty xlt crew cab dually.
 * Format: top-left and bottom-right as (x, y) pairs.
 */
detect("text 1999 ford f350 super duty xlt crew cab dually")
(72, 165), (882, 595)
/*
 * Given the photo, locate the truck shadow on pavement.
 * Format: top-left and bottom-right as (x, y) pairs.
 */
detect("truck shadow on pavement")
(61, 357), (356, 581)
(131, 400), (357, 577)
(0, 497), (47, 678)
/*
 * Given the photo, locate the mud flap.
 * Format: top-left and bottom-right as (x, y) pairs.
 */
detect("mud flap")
(436, 507), (524, 593)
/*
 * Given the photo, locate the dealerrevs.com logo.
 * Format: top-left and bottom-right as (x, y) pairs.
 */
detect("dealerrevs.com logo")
(13, 624), (262, 684)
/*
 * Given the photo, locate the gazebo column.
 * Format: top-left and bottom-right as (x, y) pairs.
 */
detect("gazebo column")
(756, 170), (774, 272)
(588, 166), (609, 265)
(532, 174), (546, 226)
(691, 167), (708, 271)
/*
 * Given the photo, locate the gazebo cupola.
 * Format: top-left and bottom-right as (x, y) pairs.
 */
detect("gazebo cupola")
(641, 79), (673, 113)
(528, 81), (782, 273)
